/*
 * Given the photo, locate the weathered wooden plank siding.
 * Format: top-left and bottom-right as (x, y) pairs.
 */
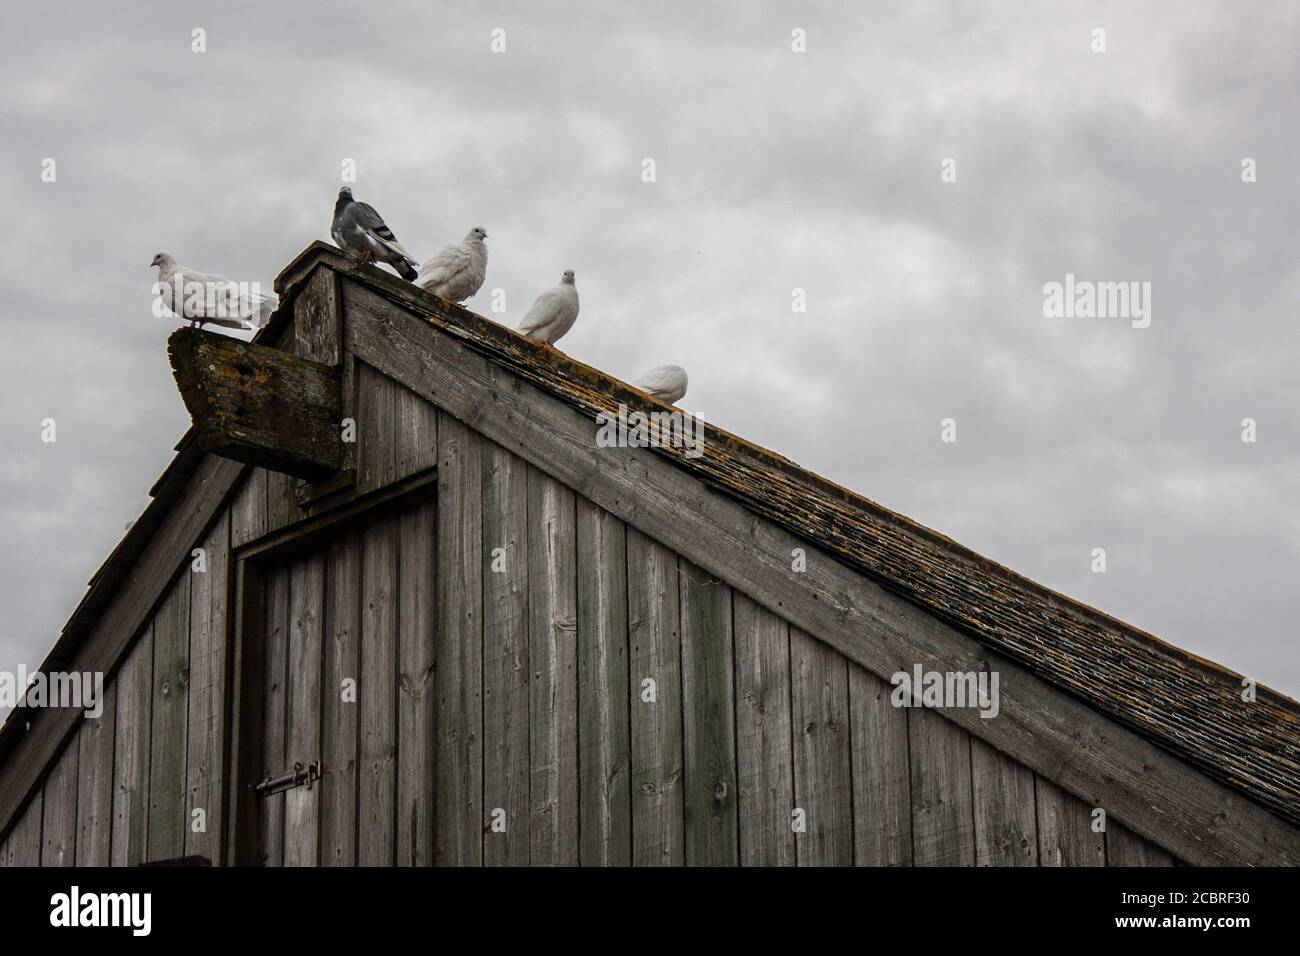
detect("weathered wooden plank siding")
(293, 266), (342, 366)
(358, 515), (399, 865)
(0, 460), (236, 847)
(908, 706), (975, 866)
(284, 554), (324, 866)
(482, 443), (530, 866)
(396, 380), (438, 479)
(397, 498), (437, 866)
(790, 627), (853, 866)
(257, 565), (289, 866)
(265, 470), (303, 534)
(1036, 776), (1105, 867)
(0, 361), (1208, 870)
(435, 414), (483, 865)
(679, 560), (738, 866)
(0, 477), (1197, 870)
(75, 692), (116, 866)
(357, 362), (398, 495)
(971, 737), (1038, 866)
(147, 575), (190, 861)
(111, 626), (153, 867)
(733, 594), (795, 867)
(40, 742), (78, 866)
(343, 284), (1290, 864)
(525, 468), (579, 866)
(185, 510), (228, 862)
(18, 500), (236, 870)
(848, 664), (912, 866)
(1107, 820), (1177, 867)
(321, 532), (361, 866)
(4, 791), (43, 867)
(395, 407), (439, 845)
(576, 499), (632, 866)
(230, 469), (268, 547)
(627, 529), (685, 866)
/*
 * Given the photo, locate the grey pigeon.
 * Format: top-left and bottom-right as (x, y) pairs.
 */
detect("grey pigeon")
(518, 270), (579, 345)
(331, 186), (418, 281)
(632, 364), (689, 404)
(151, 252), (276, 330)
(418, 227), (488, 302)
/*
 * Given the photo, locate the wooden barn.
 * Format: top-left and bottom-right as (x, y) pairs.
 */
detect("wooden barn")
(0, 242), (1297, 868)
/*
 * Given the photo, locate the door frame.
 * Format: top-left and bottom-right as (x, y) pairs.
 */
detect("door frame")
(223, 467), (437, 865)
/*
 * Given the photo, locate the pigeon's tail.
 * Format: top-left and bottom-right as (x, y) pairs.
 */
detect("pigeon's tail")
(395, 259), (418, 282)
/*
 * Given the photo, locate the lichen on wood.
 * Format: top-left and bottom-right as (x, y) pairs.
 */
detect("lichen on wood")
(167, 328), (341, 481)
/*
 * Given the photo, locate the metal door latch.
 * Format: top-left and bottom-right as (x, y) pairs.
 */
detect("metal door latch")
(254, 760), (321, 796)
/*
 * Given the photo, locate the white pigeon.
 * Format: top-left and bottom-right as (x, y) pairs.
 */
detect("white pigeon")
(518, 270), (579, 345)
(151, 253), (276, 330)
(418, 227), (488, 302)
(632, 364), (689, 404)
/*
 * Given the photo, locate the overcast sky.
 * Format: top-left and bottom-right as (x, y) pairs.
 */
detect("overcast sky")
(1, 0), (1296, 702)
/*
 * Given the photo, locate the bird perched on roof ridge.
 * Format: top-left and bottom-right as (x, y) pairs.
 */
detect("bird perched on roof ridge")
(418, 227), (488, 302)
(518, 270), (579, 346)
(150, 253), (276, 330)
(632, 364), (689, 404)
(331, 186), (418, 281)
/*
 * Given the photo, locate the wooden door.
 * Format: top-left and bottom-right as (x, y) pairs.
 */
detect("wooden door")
(236, 498), (436, 866)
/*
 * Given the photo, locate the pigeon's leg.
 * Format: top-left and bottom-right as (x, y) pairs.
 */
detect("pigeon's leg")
(358, 250), (375, 264)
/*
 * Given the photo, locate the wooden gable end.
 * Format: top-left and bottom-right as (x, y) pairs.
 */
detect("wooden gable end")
(1, 248), (1295, 867)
